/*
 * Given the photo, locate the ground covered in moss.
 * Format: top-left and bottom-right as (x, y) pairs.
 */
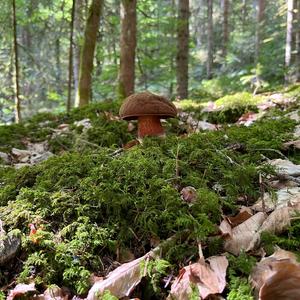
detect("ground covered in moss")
(1, 87), (300, 299)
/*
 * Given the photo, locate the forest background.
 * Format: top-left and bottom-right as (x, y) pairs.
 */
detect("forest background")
(0, 0), (298, 123)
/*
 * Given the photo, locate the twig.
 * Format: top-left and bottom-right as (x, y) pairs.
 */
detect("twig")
(252, 148), (288, 159)
(259, 173), (266, 214)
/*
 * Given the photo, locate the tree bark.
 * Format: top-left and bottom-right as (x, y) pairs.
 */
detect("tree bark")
(207, 0), (213, 79)
(12, 0), (21, 123)
(73, 0), (84, 106)
(255, 0), (266, 64)
(118, 0), (137, 99)
(285, 0), (294, 69)
(221, 0), (229, 59)
(176, 0), (190, 99)
(76, 0), (103, 107)
(67, 0), (76, 112)
(296, 0), (300, 81)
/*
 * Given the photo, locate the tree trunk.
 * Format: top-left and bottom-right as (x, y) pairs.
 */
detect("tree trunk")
(285, 0), (294, 69)
(296, 0), (300, 81)
(12, 0), (21, 123)
(118, 0), (137, 99)
(73, 0), (84, 106)
(67, 0), (76, 112)
(56, 39), (62, 95)
(221, 0), (229, 59)
(76, 0), (103, 107)
(176, 0), (190, 99)
(255, 0), (266, 64)
(207, 0), (213, 79)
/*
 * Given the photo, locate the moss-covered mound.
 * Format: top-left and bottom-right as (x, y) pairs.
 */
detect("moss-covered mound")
(0, 97), (299, 298)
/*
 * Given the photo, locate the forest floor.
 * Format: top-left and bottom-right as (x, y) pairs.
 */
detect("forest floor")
(1, 85), (300, 299)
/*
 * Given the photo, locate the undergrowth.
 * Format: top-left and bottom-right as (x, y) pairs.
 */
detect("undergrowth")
(0, 97), (298, 297)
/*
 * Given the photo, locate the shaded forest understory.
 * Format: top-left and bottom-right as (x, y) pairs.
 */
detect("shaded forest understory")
(1, 84), (300, 299)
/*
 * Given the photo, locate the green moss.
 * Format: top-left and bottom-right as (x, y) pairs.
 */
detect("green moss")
(261, 218), (300, 256)
(0, 97), (298, 295)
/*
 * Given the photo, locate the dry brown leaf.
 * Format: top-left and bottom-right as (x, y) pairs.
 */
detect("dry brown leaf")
(259, 262), (300, 300)
(87, 255), (147, 299)
(168, 256), (228, 300)
(219, 219), (232, 237)
(224, 212), (266, 255)
(282, 140), (300, 150)
(7, 283), (36, 300)
(250, 249), (300, 300)
(226, 209), (253, 227)
(180, 186), (197, 204)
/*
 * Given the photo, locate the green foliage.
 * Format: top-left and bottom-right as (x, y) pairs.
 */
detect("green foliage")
(227, 276), (254, 300)
(227, 252), (257, 277)
(143, 258), (171, 294)
(261, 218), (300, 255)
(226, 253), (256, 299)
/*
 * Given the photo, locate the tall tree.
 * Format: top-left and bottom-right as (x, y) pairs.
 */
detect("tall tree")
(296, 0), (300, 81)
(221, 0), (229, 59)
(207, 0), (213, 79)
(73, 0), (84, 105)
(12, 0), (21, 123)
(285, 0), (294, 79)
(67, 0), (76, 112)
(176, 0), (190, 99)
(255, 0), (266, 64)
(76, 0), (103, 107)
(118, 0), (137, 99)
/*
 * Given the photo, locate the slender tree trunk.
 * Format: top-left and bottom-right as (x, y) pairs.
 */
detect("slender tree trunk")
(176, 0), (189, 99)
(118, 0), (137, 99)
(76, 0), (103, 107)
(255, 0), (266, 64)
(67, 0), (76, 112)
(221, 0), (229, 59)
(73, 0), (84, 106)
(207, 0), (213, 79)
(285, 0), (294, 69)
(55, 39), (62, 95)
(12, 0), (21, 123)
(242, 0), (247, 29)
(296, 0), (300, 81)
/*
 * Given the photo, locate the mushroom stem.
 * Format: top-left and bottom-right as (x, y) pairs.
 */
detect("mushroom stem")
(138, 115), (165, 138)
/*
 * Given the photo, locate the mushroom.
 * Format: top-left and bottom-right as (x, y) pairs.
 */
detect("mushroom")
(119, 91), (177, 138)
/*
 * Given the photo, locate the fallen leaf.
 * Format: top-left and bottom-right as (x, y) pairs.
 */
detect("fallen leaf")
(123, 140), (140, 150)
(250, 249), (300, 300)
(282, 139), (300, 150)
(180, 186), (197, 204)
(294, 124), (300, 138)
(7, 283), (36, 300)
(247, 207), (292, 251)
(219, 219), (232, 237)
(87, 255), (147, 299)
(224, 212), (266, 255)
(168, 256), (228, 300)
(269, 159), (300, 177)
(225, 209), (253, 227)
(251, 187), (300, 212)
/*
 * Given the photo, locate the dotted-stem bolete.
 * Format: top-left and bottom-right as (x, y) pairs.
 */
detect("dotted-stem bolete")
(119, 91), (177, 138)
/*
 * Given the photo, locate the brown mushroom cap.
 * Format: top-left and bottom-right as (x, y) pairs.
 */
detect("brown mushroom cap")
(119, 91), (177, 120)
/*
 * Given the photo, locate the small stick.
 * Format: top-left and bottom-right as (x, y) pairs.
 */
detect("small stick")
(259, 172), (266, 214)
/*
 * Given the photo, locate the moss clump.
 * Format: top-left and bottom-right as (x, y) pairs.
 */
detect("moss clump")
(261, 219), (300, 256)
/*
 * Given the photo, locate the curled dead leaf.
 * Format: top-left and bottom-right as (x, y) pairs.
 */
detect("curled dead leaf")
(168, 256), (228, 300)
(224, 212), (266, 255)
(250, 249), (300, 300)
